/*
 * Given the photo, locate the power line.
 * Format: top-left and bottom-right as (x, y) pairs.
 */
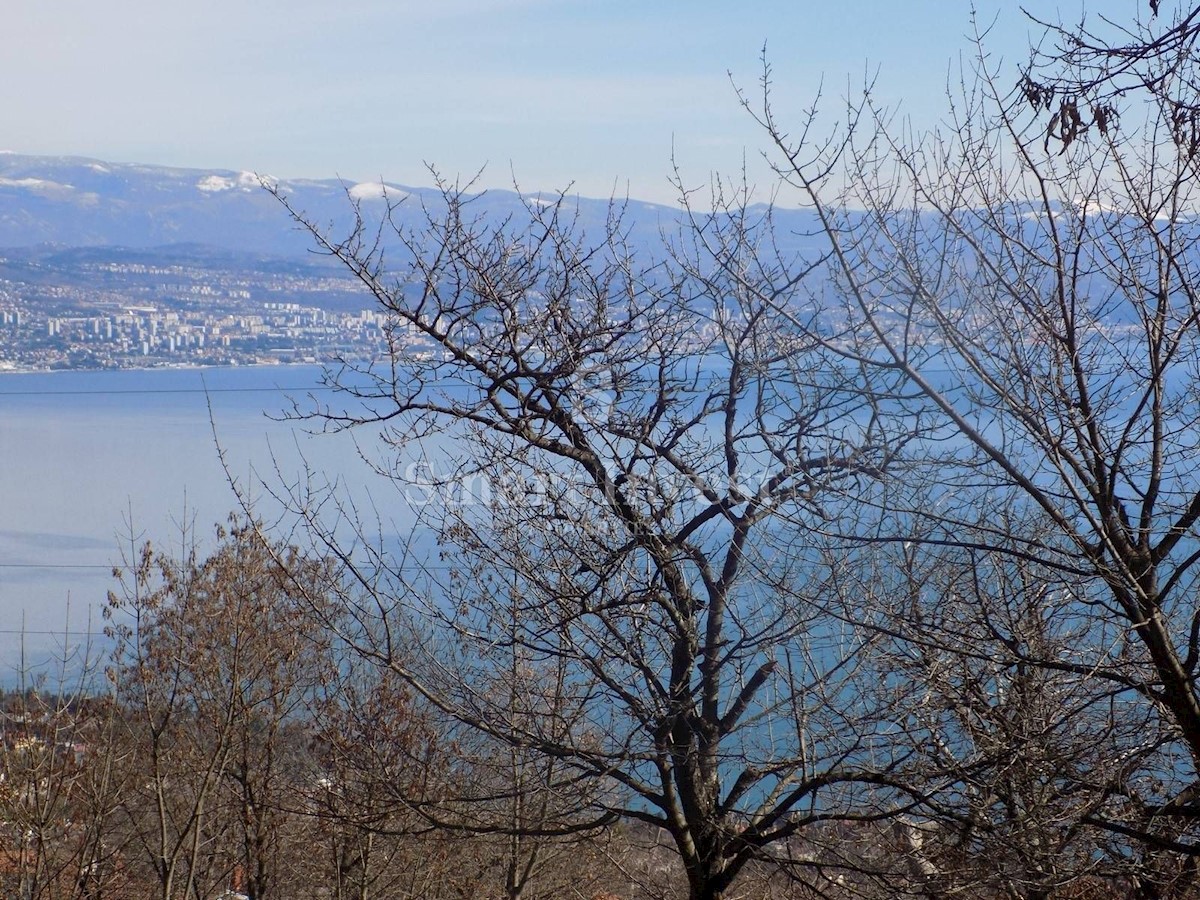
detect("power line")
(0, 564), (113, 571)
(0, 385), (337, 397)
(0, 629), (109, 637)
(0, 562), (458, 572)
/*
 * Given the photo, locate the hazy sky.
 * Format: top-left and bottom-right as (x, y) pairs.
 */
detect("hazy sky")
(4, 1), (1135, 203)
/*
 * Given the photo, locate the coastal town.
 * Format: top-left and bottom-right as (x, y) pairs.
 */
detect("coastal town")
(0, 248), (424, 371)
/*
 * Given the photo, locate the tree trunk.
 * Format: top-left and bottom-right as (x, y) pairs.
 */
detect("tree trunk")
(685, 856), (735, 900)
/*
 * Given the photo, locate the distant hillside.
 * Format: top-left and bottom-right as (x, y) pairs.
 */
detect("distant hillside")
(0, 153), (692, 260)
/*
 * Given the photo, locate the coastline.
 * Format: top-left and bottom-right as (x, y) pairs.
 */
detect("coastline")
(0, 357), (347, 378)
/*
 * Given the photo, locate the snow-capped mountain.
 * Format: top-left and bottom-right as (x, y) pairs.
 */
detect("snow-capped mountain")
(0, 153), (683, 259)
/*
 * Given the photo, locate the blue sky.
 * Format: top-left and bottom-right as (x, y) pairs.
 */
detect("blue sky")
(4, 1), (1135, 203)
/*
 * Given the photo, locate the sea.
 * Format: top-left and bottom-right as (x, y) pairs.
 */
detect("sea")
(0, 364), (404, 678)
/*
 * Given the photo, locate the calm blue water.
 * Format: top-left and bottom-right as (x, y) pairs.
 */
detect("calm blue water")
(0, 364), (395, 673)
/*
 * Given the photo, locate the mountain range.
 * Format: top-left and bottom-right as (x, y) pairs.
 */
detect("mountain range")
(0, 153), (691, 261)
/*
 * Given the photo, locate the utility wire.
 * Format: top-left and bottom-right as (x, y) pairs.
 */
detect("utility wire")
(0, 385), (337, 397)
(0, 562), (454, 571)
(0, 564), (113, 570)
(0, 629), (108, 637)
(0, 369), (966, 399)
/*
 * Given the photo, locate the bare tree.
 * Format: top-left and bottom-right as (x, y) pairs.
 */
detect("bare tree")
(436, 573), (622, 900)
(824, 526), (1156, 898)
(107, 528), (236, 900)
(107, 519), (339, 900)
(306, 658), (463, 900)
(0, 639), (128, 900)
(1020, 1), (1200, 152)
(732, 16), (1200, 894)
(268, 179), (919, 900)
